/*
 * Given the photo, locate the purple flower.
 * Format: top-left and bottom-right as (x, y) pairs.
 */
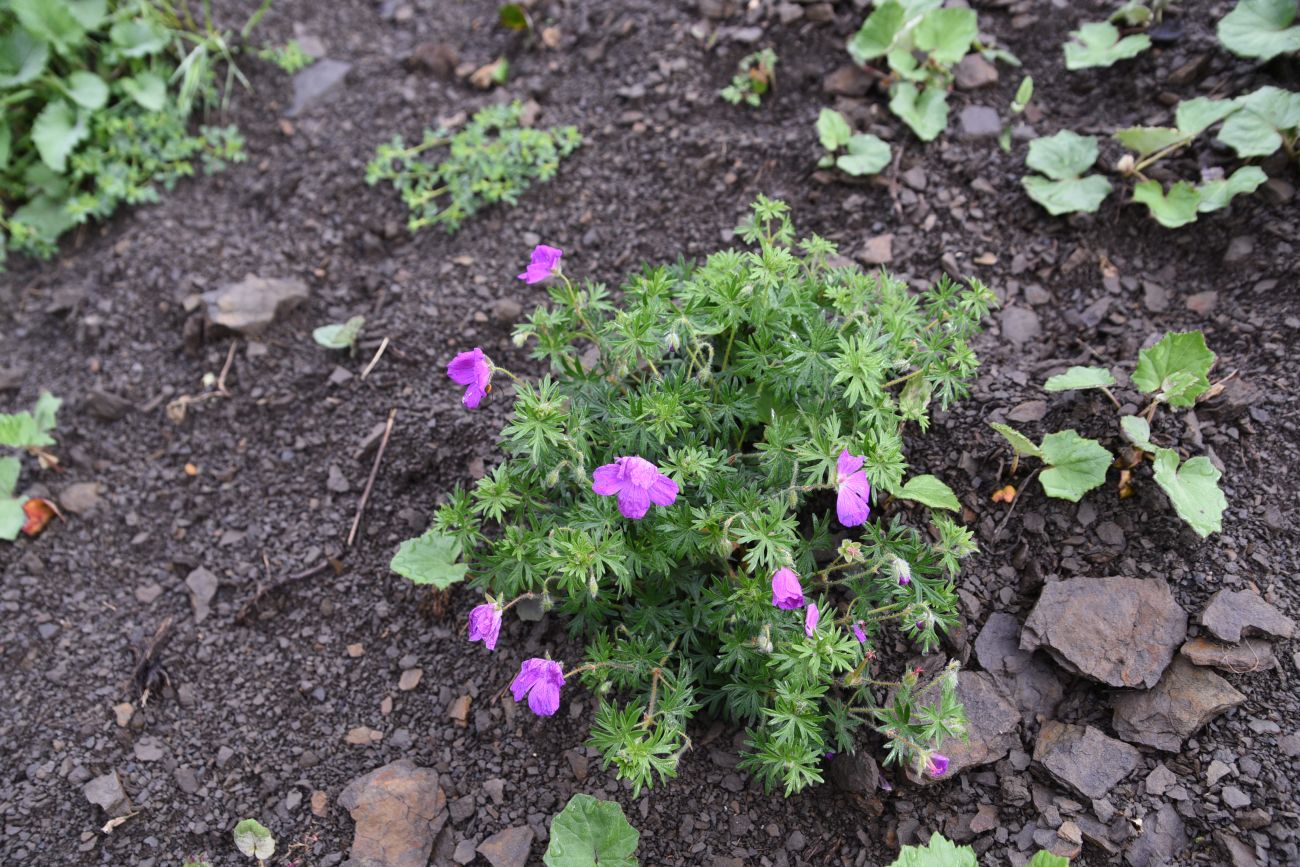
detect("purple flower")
(770, 568), (805, 610)
(517, 244), (563, 284)
(467, 602), (503, 651)
(835, 449), (872, 527)
(591, 456), (679, 520)
(510, 658), (566, 717)
(893, 555), (912, 586)
(852, 620), (867, 643)
(804, 602), (820, 637)
(447, 347), (493, 409)
(926, 753), (950, 778)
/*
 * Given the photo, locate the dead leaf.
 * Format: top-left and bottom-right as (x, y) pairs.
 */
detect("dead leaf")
(469, 57), (506, 89)
(21, 498), (59, 536)
(990, 484), (1017, 504)
(101, 812), (137, 834)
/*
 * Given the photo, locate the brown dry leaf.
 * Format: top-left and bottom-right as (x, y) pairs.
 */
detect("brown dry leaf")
(21, 498), (59, 536)
(101, 812), (137, 834)
(990, 484), (1017, 504)
(1118, 469), (1134, 499)
(469, 58), (505, 89)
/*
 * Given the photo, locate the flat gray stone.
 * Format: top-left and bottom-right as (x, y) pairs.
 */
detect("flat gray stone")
(289, 59), (352, 117)
(1112, 657), (1244, 752)
(1022, 576), (1186, 689)
(1125, 803), (1187, 867)
(185, 567), (219, 624)
(911, 671), (1020, 783)
(1034, 720), (1141, 800)
(477, 826), (534, 867)
(974, 612), (1063, 724)
(1180, 637), (1276, 673)
(1200, 589), (1295, 643)
(958, 105), (1002, 139)
(999, 306), (1041, 347)
(202, 275), (309, 336)
(954, 54), (999, 90)
(83, 771), (131, 817)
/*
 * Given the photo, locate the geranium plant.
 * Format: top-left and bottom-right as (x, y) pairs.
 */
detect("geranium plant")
(396, 198), (990, 796)
(0, 391), (60, 541)
(990, 331), (1227, 537)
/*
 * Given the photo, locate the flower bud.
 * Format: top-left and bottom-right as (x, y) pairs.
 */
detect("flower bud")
(664, 331), (681, 353)
(1116, 153), (1136, 175)
(587, 574), (599, 598)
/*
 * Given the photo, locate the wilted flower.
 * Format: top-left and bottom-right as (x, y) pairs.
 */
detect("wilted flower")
(926, 753), (950, 778)
(892, 555), (912, 586)
(510, 658), (566, 716)
(804, 602), (820, 637)
(517, 244), (563, 284)
(467, 602), (503, 651)
(447, 347), (493, 409)
(835, 449), (872, 527)
(591, 456), (679, 519)
(770, 567), (805, 610)
(852, 620), (867, 643)
(839, 538), (864, 562)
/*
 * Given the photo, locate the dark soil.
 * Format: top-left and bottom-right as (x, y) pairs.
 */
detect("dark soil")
(2, 0), (1298, 865)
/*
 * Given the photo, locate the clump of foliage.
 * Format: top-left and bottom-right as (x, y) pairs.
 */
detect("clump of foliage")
(0, 391), (60, 541)
(0, 0), (257, 266)
(991, 331), (1227, 538)
(891, 834), (1069, 867)
(1020, 130), (1114, 216)
(255, 38), (314, 73)
(365, 101), (581, 234)
(848, 0), (1018, 141)
(720, 48), (777, 107)
(816, 108), (891, 176)
(233, 818), (275, 865)
(1218, 0), (1300, 60)
(544, 794), (639, 866)
(399, 198), (992, 796)
(1063, 21), (1151, 70)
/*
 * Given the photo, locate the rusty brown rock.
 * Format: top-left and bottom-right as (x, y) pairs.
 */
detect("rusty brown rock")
(1179, 637), (1276, 673)
(1033, 720), (1141, 800)
(477, 826), (535, 867)
(339, 759), (446, 867)
(1112, 656), (1245, 752)
(1200, 589), (1295, 643)
(1021, 576), (1186, 688)
(910, 671), (1019, 784)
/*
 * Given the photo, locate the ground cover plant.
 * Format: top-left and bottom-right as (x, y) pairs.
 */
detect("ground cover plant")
(392, 197), (993, 796)
(890, 833), (1068, 866)
(365, 100), (581, 234)
(990, 331), (1227, 537)
(0, 0), (256, 266)
(720, 48), (777, 107)
(543, 794), (639, 866)
(0, 391), (60, 540)
(816, 108), (891, 176)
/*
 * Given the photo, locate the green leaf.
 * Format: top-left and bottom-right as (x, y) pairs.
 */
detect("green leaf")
(888, 832), (978, 867)
(0, 497), (26, 542)
(898, 475), (960, 511)
(836, 134), (891, 175)
(1153, 449), (1226, 537)
(817, 108), (853, 151)
(10, 194), (77, 245)
(0, 456), (21, 497)
(1111, 1), (1153, 26)
(1039, 430), (1111, 502)
(1025, 129), (1100, 179)
(1027, 852), (1071, 867)
(1064, 22), (1151, 70)
(0, 26), (51, 88)
(0, 412), (54, 449)
(1113, 126), (1189, 157)
(989, 422), (1042, 459)
(233, 818), (275, 860)
(1022, 174), (1112, 216)
(391, 528), (468, 588)
(1175, 96), (1242, 136)
(312, 316), (366, 350)
(0, 122), (10, 170)
(9, 0), (87, 54)
(848, 0), (908, 63)
(1216, 86), (1300, 157)
(544, 794), (640, 867)
(31, 100), (88, 173)
(1133, 180), (1202, 229)
(498, 3), (531, 31)
(1120, 415), (1156, 453)
(108, 19), (170, 57)
(915, 8), (977, 66)
(66, 70), (109, 110)
(1044, 365), (1116, 392)
(1196, 165), (1267, 212)
(1132, 331), (1215, 407)
(889, 82), (948, 141)
(120, 72), (167, 111)
(1217, 0), (1300, 60)
(67, 0), (108, 31)
(1013, 75), (1034, 111)
(32, 392), (60, 434)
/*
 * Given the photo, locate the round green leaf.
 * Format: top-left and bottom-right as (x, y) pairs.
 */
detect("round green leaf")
(1022, 174), (1112, 216)
(0, 497), (27, 541)
(0, 456), (22, 497)
(233, 818), (275, 860)
(108, 19), (170, 58)
(391, 528), (468, 588)
(1039, 430), (1111, 502)
(816, 108), (853, 151)
(120, 71), (167, 111)
(889, 82), (948, 141)
(312, 316), (366, 350)
(9, 0), (87, 55)
(544, 794), (639, 867)
(915, 7), (977, 66)
(1133, 180), (1201, 228)
(889, 832), (978, 867)
(1120, 415), (1155, 453)
(1217, 0), (1300, 60)
(1025, 130), (1099, 180)
(1064, 21), (1151, 70)
(1043, 365), (1115, 392)
(1153, 449), (1226, 537)
(1175, 96), (1242, 136)
(31, 99), (89, 173)
(0, 26), (51, 88)
(1113, 126), (1189, 157)
(989, 422), (1042, 459)
(848, 0), (908, 63)
(898, 474), (960, 511)
(1131, 331), (1215, 407)
(66, 70), (109, 110)
(836, 134), (891, 176)
(1196, 165), (1267, 213)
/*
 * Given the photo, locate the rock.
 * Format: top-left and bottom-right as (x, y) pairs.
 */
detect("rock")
(954, 55), (998, 90)
(859, 234), (893, 265)
(202, 275), (310, 336)
(327, 465), (350, 493)
(805, 2), (834, 23)
(345, 726), (384, 745)
(1215, 831), (1260, 867)
(1033, 721), (1141, 800)
(59, 482), (102, 515)
(969, 803), (998, 834)
(1185, 290), (1217, 315)
(1223, 236), (1254, 264)
(823, 64), (873, 96)
(1261, 177), (1294, 205)
(1007, 400), (1047, 423)
(1125, 803), (1187, 867)
(776, 2), (802, 23)
(1207, 759), (1233, 786)
(826, 749), (878, 795)
(477, 826), (534, 867)
(85, 389), (133, 421)
(913, 672), (1019, 783)
(174, 766), (199, 795)
(134, 737), (164, 761)
(339, 759), (447, 867)
(1112, 657), (1244, 752)
(958, 105), (1002, 139)
(1021, 576), (1186, 689)
(453, 838), (477, 864)
(1143, 280), (1169, 313)
(185, 567), (219, 624)
(1222, 785), (1251, 809)
(84, 771), (131, 817)
(999, 307), (1041, 346)
(398, 668), (423, 691)
(408, 42), (457, 79)
(1200, 589), (1295, 643)
(974, 613), (1063, 725)
(1180, 637), (1276, 673)
(289, 59), (352, 117)
(1145, 763), (1176, 796)
(491, 297), (524, 323)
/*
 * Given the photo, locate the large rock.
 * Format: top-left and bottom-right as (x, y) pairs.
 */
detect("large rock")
(1126, 803), (1188, 867)
(1022, 577), (1186, 689)
(83, 770), (132, 817)
(202, 275), (309, 336)
(1180, 637), (1276, 673)
(974, 612), (1064, 724)
(1033, 721), (1141, 800)
(1112, 657), (1244, 752)
(339, 760), (447, 867)
(1200, 589), (1295, 643)
(827, 749), (878, 795)
(910, 671), (1020, 783)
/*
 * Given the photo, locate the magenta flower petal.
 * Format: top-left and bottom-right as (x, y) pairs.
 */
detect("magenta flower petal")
(447, 347), (493, 410)
(510, 658), (545, 702)
(835, 450), (872, 528)
(468, 603), (503, 651)
(591, 464), (622, 496)
(517, 244), (564, 284)
(511, 658), (565, 717)
(616, 485), (651, 520)
(852, 621), (867, 643)
(528, 677), (562, 716)
(927, 753), (950, 778)
(771, 568), (805, 610)
(592, 456), (678, 520)
(836, 448), (865, 478)
(804, 602), (820, 637)
(648, 474), (679, 506)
